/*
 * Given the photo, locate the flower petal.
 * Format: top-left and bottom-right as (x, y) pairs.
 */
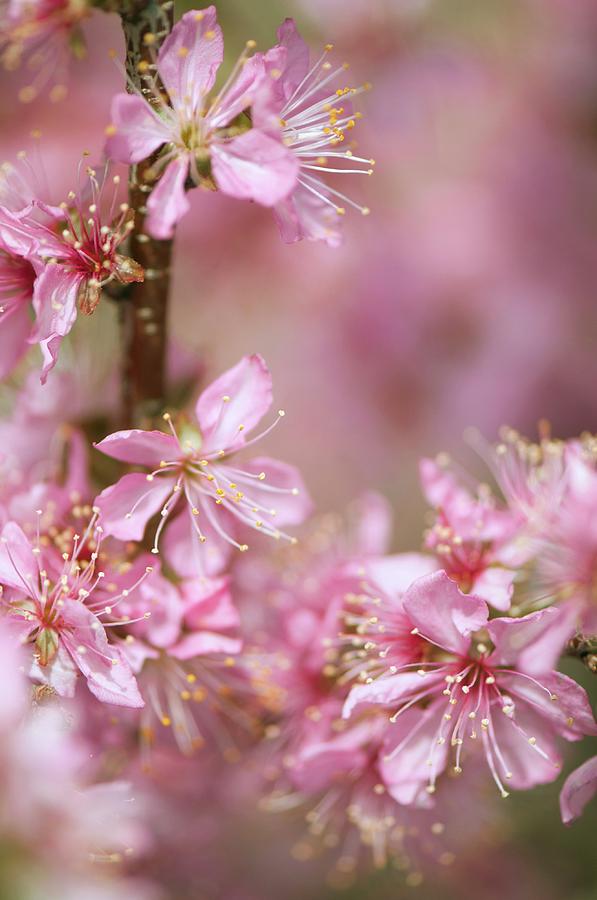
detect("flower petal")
(60, 603), (144, 708)
(211, 129), (298, 206)
(238, 456), (313, 525)
(162, 506), (231, 577)
(487, 605), (577, 674)
(0, 520), (39, 596)
(95, 472), (176, 541)
(29, 265), (79, 382)
(106, 93), (172, 164)
(0, 299), (32, 379)
(195, 354), (272, 453)
(343, 670), (445, 718)
(275, 18), (310, 102)
(169, 631), (241, 659)
(158, 6), (223, 110)
(180, 575), (239, 632)
(94, 428), (180, 467)
(403, 570), (488, 655)
(146, 157), (191, 240)
(560, 756), (597, 824)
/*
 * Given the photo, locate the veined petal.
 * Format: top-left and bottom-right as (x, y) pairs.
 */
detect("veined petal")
(403, 570), (488, 655)
(158, 7), (223, 111)
(343, 670), (445, 718)
(560, 756), (597, 824)
(145, 157), (190, 240)
(162, 507), (231, 578)
(0, 300), (32, 379)
(61, 603), (144, 708)
(487, 606), (576, 674)
(275, 18), (310, 102)
(180, 575), (239, 632)
(106, 93), (172, 164)
(240, 456), (313, 525)
(95, 472), (176, 541)
(29, 264), (80, 382)
(169, 631), (241, 660)
(195, 354), (272, 453)
(0, 520), (39, 596)
(381, 705), (448, 805)
(471, 566), (514, 612)
(211, 130), (298, 207)
(274, 189), (342, 247)
(94, 428), (180, 467)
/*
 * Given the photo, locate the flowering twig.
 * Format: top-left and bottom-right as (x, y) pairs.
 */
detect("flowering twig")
(117, 0), (174, 427)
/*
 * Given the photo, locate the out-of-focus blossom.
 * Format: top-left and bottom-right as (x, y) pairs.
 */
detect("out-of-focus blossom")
(560, 754), (597, 825)
(344, 571), (596, 799)
(0, 628), (153, 900)
(264, 19), (373, 246)
(420, 455), (525, 610)
(0, 0), (90, 103)
(95, 354), (312, 575)
(0, 225), (35, 378)
(114, 559), (246, 757)
(0, 157), (143, 380)
(105, 6), (298, 239)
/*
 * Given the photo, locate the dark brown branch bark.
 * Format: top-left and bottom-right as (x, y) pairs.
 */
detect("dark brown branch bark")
(118, 0), (174, 428)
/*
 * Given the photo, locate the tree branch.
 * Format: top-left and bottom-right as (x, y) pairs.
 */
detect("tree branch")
(566, 634), (597, 674)
(118, 0), (174, 428)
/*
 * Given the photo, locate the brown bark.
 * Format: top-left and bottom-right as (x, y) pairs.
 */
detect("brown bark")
(118, 0), (174, 428)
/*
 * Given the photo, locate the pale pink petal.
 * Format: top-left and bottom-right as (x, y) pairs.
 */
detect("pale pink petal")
(30, 644), (77, 697)
(403, 570), (488, 655)
(343, 669), (445, 718)
(133, 566), (184, 649)
(381, 704), (448, 805)
(29, 264), (80, 381)
(94, 428), (180, 467)
(560, 756), (597, 824)
(419, 457), (470, 511)
(291, 742), (368, 794)
(211, 130), (298, 206)
(0, 300), (31, 379)
(274, 188), (342, 246)
(208, 54), (267, 129)
(471, 567), (514, 612)
(95, 472), (176, 541)
(350, 491), (393, 557)
(498, 670), (597, 739)
(162, 507), (231, 577)
(157, 6), (223, 109)
(195, 354), (272, 453)
(275, 18), (310, 102)
(0, 520), (39, 595)
(239, 456), (313, 525)
(169, 631), (241, 659)
(180, 575), (239, 632)
(359, 553), (438, 599)
(488, 703), (563, 790)
(60, 603), (144, 707)
(487, 606), (576, 674)
(106, 93), (172, 164)
(145, 156), (191, 240)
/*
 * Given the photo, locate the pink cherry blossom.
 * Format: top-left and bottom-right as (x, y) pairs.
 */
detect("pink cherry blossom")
(262, 18), (374, 245)
(0, 159), (143, 381)
(343, 570), (596, 799)
(0, 514), (146, 706)
(105, 7), (298, 239)
(559, 754), (597, 824)
(118, 566), (245, 756)
(95, 354), (312, 574)
(420, 455), (525, 610)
